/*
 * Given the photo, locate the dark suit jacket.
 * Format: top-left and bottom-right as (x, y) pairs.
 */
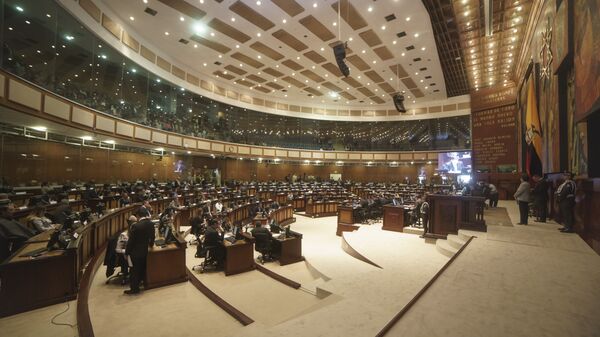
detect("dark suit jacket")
(126, 218), (155, 258)
(204, 226), (223, 247)
(533, 179), (549, 201)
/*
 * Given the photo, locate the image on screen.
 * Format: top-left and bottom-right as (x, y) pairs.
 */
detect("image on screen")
(438, 152), (472, 174)
(174, 159), (185, 173)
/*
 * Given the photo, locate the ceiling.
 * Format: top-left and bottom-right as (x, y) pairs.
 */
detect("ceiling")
(97, 0), (450, 110)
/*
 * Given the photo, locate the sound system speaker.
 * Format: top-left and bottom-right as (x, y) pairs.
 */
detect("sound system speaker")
(393, 94), (407, 113)
(333, 43), (350, 77)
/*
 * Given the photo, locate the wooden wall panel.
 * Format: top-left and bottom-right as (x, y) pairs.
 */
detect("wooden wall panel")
(8, 79), (41, 110)
(43, 96), (70, 120)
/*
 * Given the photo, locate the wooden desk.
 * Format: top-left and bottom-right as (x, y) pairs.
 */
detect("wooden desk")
(146, 239), (188, 289)
(276, 233), (304, 266)
(224, 239), (255, 276)
(337, 205), (360, 236)
(0, 243), (77, 317)
(382, 205), (405, 232)
(306, 201), (338, 217)
(426, 195), (486, 238)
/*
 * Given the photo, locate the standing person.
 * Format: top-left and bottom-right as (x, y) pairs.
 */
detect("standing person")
(419, 196), (430, 238)
(488, 183), (499, 208)
(514, 174), (531, 225)
(124, 208), (155, 295)
(532, 174), (549, 222)
(555, 172), (576, 233)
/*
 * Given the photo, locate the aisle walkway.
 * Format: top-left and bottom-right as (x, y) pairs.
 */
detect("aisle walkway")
(385, 200), (600, 337)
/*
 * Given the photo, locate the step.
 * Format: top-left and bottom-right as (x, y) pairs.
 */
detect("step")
(447, 234), (466, 250)
(458, 229), (483, 241)
(435, 239), (458, 257)
(300, 277), (331, 299)
(402, 226), (424, 235)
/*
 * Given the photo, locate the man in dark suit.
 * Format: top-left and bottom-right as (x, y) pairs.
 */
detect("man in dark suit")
(0, 199), (35, 262)
(124, 208), (155, 294)
(532, 174), (549, 222)
(203, 219), (224, 268)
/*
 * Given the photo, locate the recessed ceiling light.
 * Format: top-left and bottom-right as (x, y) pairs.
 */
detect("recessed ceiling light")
(194, 44), (198, 48)
(257, 32), (261, 37)
(381, 25), (386, 30)
(368, 6), (373, 12)
(282, 19), (286, 23)
(32, 126), (47, 131)
(414, 33), (419, 38)
(231, 17), (236, 22)
(406, 17), (411, 21)
(393, 40), (397, 45)
(129, 16), (135, 21)
(256, 0), (261, 5)
(421, 47), (426, 51)
(180, 16), (185, 22)
(210, 32), (215, 36)
(333, 22), (337, 26)
(401, 52), (405, 56)
(313, 3), (317, 8)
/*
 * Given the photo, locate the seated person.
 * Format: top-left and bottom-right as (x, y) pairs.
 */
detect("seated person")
(158, 207), (176, 243)
(267, 217), (282, 233)
(26, 203), (56, 233)
(0, 199), (35, 262)
(270, 200), (280, 210)
(202, 219), (225, 267)
(48, 196), (72, 225)
(119, 192), (131, 207)
(115, 215), (137, 281)
(251, 222), (275, 261)
(214, 200), (223, 213)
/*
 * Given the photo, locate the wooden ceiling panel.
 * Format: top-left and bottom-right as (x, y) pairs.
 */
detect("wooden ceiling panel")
(331, 0), (368, 30)
(282, 76), (306, 88)
(357, 87), (375, 97)
(358, 29), (383, 47)
(299, 15), (336, 42)
(410, 88), (425, 98)
(364, 70), (385, 83)
(229, 0), (275, 31)
(271, 0), (304, 17)
(190, 34), (231, 53)
(246, 74), (267, 83)
(322, 82), (343, 92)
(213, 71), (235, 80)
(263, 67), (284, 78)
(300, 70), (325, 83)
(373, 46), (394, 61)
(321, 62), (343, 77)
(389, 64), (409, 78)
(304, 87), (324, 96)
(303, 50), (327, 64)
(370, 96), (386, 104)
(339, 91), (357, 100)
(250, 42), (284, 61)
(254, 86), (271, 93)
(346, 54), (370, 71)
(224, 64), (247, 75)
(282, 59), (304, 71)
(402, 77), (418, 89)
(272, 29), (308, 52)
(157, 0), (206, 20)
(231, 52), (264, 68)
(341, 76), (362, 88)
(266, 82), (284, 90)
(378, 82), (396, 93)
(235, 79), (255, 87)
(207, 18), (251, 43)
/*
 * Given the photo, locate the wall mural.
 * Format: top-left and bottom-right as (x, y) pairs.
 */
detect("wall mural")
(574, 0), (600, 121)
(553, 0), (569, 72)
(569, 69), (588, 175)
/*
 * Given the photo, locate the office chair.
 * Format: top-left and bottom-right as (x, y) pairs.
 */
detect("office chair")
(192, 245), (219, 273)
(253, 231), (273, 264)
(104, 236), (129, 285)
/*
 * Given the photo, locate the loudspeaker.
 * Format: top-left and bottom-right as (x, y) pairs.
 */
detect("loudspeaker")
(393, 94), (407, 113)
(333, 43), (350, 77)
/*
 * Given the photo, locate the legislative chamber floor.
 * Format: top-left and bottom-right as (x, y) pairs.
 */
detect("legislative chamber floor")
(1, 201), (599, 337)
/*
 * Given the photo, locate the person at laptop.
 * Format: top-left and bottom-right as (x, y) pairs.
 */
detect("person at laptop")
(0, 199), (35, 262)
(124, 208), (155, 295)
(203, 219), (225, 268)
(26, 202), (56, 233)
(268, 217), (282, 233)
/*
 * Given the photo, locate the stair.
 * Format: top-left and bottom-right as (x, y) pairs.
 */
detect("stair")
(300, 277), (331, 299)
(402, 226), (424, 235)
(447, 234), (466, 250)
(435, 239), (458, 257)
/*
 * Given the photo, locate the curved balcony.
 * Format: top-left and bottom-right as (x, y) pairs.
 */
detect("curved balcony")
(0, 0), (471, 161)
